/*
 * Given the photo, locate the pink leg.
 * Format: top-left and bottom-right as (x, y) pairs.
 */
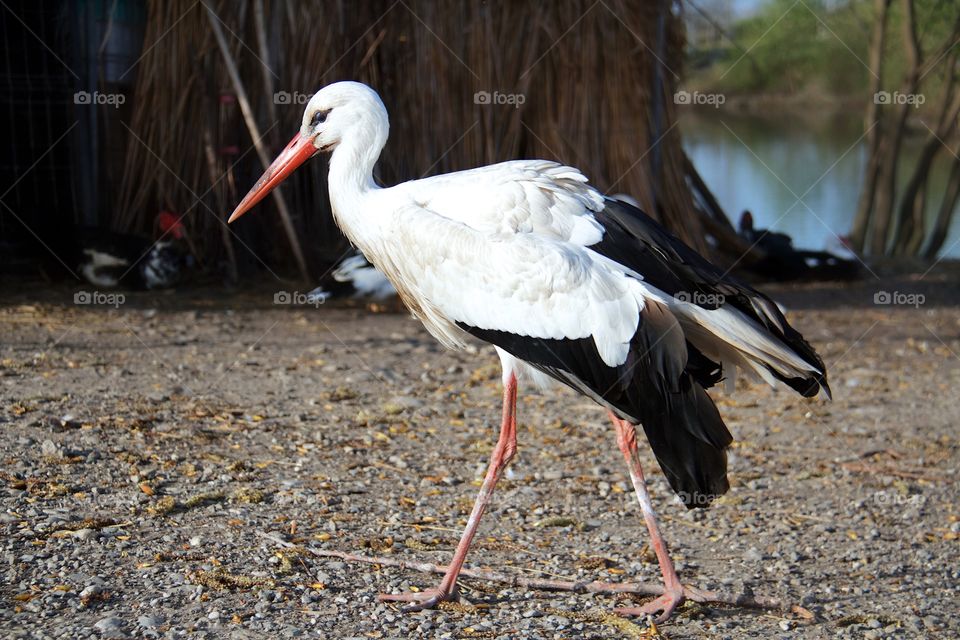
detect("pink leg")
(379, 372), (519, 611)
(608, 411), (688, 622)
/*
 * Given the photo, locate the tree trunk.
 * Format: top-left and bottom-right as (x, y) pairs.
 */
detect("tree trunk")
(866, 0), (922, 255)
(849, 0), (891, 252)
(892, 86), (960, 255)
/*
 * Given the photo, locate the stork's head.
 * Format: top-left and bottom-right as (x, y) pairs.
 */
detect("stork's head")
(301, 82), (388, 154)
(229, 81), (388, 223)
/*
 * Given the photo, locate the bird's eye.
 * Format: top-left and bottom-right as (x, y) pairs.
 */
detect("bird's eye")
(311, 110), (329, 127)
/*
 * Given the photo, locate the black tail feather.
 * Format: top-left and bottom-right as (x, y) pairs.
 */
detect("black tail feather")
(639, 378), (731, 509)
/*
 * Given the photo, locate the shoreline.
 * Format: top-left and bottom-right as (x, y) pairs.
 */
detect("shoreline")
(675, 90), (940, 121)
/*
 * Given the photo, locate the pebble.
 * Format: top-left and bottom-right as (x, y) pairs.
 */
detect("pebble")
(93, 616), (124, 634)
(73, 528), (98, 541)
(40, 439), (63, 458)
(137, 615), (164, 628)
(745, 547), (764, 562)
(79, 585), (102, 598)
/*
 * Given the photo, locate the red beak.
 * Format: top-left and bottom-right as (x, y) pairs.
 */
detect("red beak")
(228, 133), (318, 223)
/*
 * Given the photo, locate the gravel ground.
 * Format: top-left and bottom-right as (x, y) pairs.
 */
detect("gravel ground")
(1, 267), (958, 639)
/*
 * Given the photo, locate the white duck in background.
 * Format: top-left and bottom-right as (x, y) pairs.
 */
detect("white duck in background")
(309, 250), (398, 302)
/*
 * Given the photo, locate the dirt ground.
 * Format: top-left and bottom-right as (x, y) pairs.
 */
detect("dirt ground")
(1, 266), (958, 639)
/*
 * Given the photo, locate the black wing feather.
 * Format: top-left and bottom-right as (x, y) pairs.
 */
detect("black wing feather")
(595, 198), (830, 398)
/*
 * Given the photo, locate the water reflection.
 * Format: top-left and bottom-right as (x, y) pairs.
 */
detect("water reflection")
(681, 109), (959, 257)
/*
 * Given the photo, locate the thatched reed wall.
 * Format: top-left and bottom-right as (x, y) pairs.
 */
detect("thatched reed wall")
(115, 0), (704, 280)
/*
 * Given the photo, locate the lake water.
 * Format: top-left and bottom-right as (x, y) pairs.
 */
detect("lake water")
(680, 109), (959, 258)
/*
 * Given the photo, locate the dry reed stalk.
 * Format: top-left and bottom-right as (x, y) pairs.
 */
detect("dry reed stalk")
(204, 1), (310, 283)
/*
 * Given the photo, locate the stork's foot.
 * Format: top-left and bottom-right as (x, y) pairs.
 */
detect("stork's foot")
(615, 583), (710, 623)
(378, 586), (457, 612)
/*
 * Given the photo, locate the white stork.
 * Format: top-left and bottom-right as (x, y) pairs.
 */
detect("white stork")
(228, 81), (830, 621)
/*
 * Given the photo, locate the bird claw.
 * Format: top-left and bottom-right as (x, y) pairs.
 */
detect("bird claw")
(614, 586), (686, 623)
(378, 587), (455, 612)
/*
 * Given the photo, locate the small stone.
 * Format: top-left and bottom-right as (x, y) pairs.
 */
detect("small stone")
(41, 439), (63, 458)
(137, 615), (164, 628)
(94, 616), (124, 634)
(387, 455), (408, 469)
(778, 620), (791, 631)
(80, 585), (102, 598)
(73, 528), (98, 541)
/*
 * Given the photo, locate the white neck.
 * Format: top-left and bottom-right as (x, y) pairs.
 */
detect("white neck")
(327, 117), (389, 252)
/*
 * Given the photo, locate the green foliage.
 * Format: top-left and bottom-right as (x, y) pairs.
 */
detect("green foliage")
(687, 0), (954, 97)
(881, 0), (958, 94)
